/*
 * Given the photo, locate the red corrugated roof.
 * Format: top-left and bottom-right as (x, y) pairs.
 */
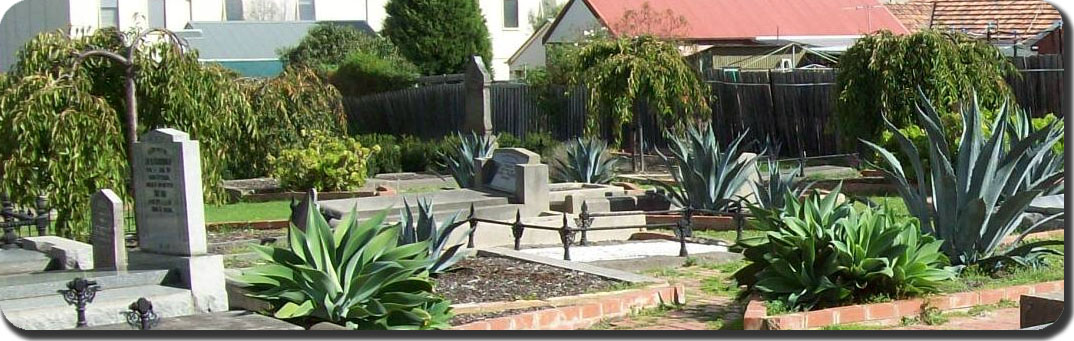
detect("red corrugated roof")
(585, 0), (910, 40)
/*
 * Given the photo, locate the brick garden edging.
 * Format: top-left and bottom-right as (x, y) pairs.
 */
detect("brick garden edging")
(452, 284), (686, 330)
(743, 280), (1065, 330)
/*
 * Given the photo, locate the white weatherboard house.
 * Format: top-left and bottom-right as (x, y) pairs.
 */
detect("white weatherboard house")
(2, 0), (564, 80)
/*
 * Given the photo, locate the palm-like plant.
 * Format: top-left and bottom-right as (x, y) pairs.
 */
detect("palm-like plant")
(552, 137), (621, 184)
(861, 91), (1064, 269)
(239, 204), (453, 330)
(398, 199), (471, 275)
(655, 125), (756, 212)
(440, 132), (496, 188)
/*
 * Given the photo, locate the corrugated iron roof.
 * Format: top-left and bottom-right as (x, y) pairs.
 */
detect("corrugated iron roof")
(886, 0), (1062, 41)
(178, 21), (373, 60)
(584, 0), (909, 40)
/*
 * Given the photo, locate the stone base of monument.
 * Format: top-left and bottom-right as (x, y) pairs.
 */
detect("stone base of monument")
(548, 182), (626, 207)
(128, 250), (229, 313)
(19, 236), (93, 270)
(0, 268), (195, 330)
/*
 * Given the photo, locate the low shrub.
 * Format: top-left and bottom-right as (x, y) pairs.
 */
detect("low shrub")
(354, 134), (402, 175)
(269, 131), (376, 191)
(239, 203), (453, 329)
(498, 131), (562, 160)
(734, 185), (956, 311)
(331, 50), (418, 97)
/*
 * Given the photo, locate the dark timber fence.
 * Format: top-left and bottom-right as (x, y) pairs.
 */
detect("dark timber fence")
(342, 54), (1062, 155)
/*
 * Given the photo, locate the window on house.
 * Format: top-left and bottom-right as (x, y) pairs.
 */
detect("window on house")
(298, 0), (316, 21)
(503, 0), (519, 28)
(225, 0), (244, 21)
(100, 0), (119, 28)
(148, 0), (167, 28)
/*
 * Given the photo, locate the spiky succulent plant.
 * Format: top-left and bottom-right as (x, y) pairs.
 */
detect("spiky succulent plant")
(552, 137), (621, 184)
(398, 198), (471, 275)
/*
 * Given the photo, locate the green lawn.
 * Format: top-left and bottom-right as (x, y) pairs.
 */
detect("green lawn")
(205, 200), (291, 223)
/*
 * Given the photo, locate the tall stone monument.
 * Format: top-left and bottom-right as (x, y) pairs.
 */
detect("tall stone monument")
(129, 128), (227, 312)
(91, 189), (126, 271)
(463, 55), (493, 135)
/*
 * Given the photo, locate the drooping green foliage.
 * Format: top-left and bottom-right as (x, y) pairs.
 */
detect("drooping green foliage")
(281, 23), (418, 97)
(655, 125), (755, 212)
(239, 204), (453, 329)
(269, 131), (376, 192)
(440, 132), (497, 188)
(836, 30), (1017, 153)
(398, 199), (471, 275)
(734, 186), (955, 311)
(568, 35), (710, 145)
(0, 28), (346, 239)
(861, 91), (1064, 270)
(382, 0), (493, 75)
(552, 137), (621, 184)
(232, 67), (348, 179)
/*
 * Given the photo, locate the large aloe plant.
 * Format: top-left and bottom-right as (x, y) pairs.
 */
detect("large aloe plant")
(1003, 108), (1064, 198)
(240, 204), (453, 330)
(398, 199), (471, 275)
(861, 91), (1064, 268)
(552, 137), (621, 184)
(440, 132), (497, 188)
(735, 185), (954, 310)
(750, 141), (811, 210)
(656, 125), (756, 212)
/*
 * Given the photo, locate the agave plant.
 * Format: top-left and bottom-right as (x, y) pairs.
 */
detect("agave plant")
(735, 185), (954, 310)
(552, 137), (621, 184)
(398, 199), (471, 275)
(750, 140), (811, 210)
(1002, 108), (1064, 198)
(861, 90), (1064, 269)
(239, 203), (453, 330)
(656, 125), (756, 212)
(440, 132), (497, 188)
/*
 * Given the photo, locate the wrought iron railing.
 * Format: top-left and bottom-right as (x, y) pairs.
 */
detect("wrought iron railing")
(0, 193), (51, 249)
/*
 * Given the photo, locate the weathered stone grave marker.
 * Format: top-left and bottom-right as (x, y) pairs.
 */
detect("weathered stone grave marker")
(463, 55), (492, 135)
(132, 128), (206, 256)
(476, 148), (549, 216)
(129, 128), (226, 312)
(91, 189), (126, 271)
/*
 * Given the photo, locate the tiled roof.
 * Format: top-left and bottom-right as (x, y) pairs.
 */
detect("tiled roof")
(582, 0), (908, 40)
(886, 0), (1063, 41)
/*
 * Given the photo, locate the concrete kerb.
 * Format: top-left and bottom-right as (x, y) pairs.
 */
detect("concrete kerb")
(477, 247), (665, 285)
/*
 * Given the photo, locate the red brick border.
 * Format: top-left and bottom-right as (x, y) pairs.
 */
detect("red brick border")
(743, 280), (1064, 330)
(452, 284), (686, 330)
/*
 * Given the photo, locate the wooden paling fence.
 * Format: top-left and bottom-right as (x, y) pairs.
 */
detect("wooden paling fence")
(342, 54), (1063, 156)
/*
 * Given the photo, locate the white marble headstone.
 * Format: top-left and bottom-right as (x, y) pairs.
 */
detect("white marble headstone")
(132, 128), (207, 256)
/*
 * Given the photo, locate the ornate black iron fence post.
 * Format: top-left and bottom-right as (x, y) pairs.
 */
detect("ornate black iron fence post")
(675, 208), (694, 257)
(576, 202), (592, 246)
(1, 196), (15, 249)
(558, 214), (576, 261)
(34, 196), (49, 236)
(60, 278), (100, 328)
(732, 200), (745, 243)
(466, 204), (477, 248)
(511, 210), (525, 251)
(126, 297), (159, 330)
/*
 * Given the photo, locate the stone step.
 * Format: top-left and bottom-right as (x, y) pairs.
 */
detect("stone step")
(0, 249), (52, 276)
(0, 269), (172, 301)
(319, 189), (511, 219)
(1, 284), (196, 330)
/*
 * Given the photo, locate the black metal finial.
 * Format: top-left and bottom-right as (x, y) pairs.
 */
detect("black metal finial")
(559, 213), (576, 261)
(60, 278), (100, 328)
(676, 208), (694, 257)
(577, 202), (591, 246)
(467, 203), (478, 249)
(126, 297), (160, 330)
(511, 209), (524, 251)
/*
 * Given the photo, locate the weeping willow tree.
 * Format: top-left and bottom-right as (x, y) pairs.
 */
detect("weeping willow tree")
(568, 35), (710, 147)
(0, 28), (345, 239)
(835, 30), (1017, 154)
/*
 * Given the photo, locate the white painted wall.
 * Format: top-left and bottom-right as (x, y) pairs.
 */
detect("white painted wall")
(1, 0), (72, 71)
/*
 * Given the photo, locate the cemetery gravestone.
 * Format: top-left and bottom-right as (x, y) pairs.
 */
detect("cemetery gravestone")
(487, 148), (540, 193)
(132, 128), (207, 256)
(91, 189), (126, 271)
(463, 55), (493, 135)
(478, 148), (549, 216)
